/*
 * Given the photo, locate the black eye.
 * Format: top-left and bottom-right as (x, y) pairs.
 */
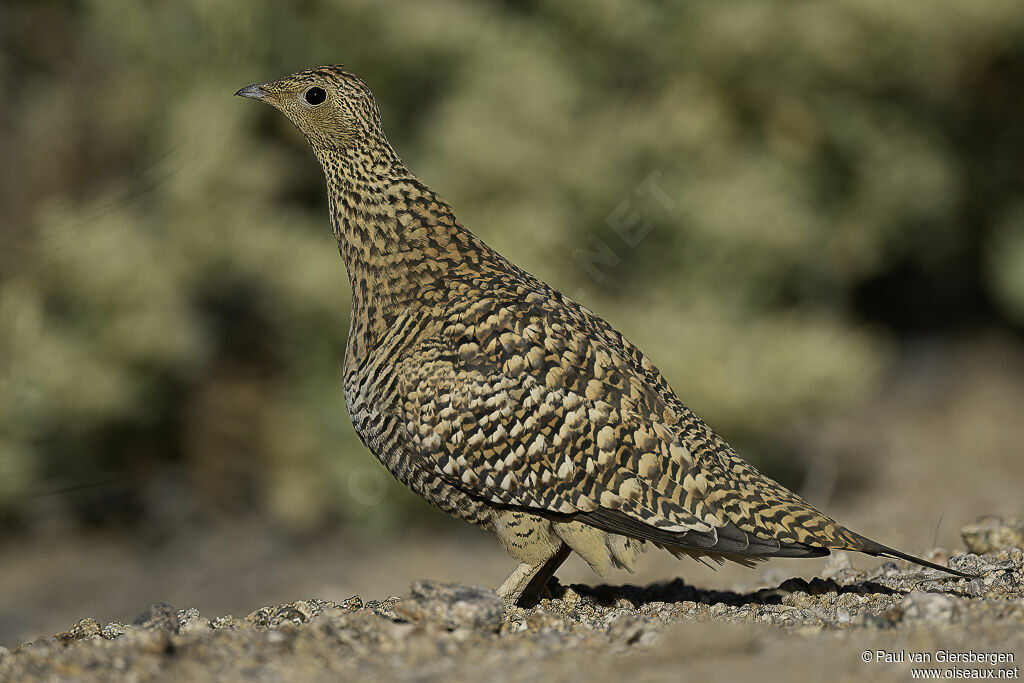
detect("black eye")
(304, 87), (326, 105)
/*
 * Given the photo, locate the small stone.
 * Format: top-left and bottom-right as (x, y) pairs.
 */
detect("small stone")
(560, 587), (582, 609)
(246, 601), (322, 630)
(101, 622), (129, 640)
(340, 596), (363, 611)
(961, 517), (1024, 554)
(66, 618), (101, 640)
(176, 608), (201, 626)
(179, 618), (212, 636)
(364, 599), (398, 619)
(783, 592), (814, 609)
(395, 581), (505, 632)
(923, 547), (952, 565)
(294, 601), (313, 620)
(211, 615), (238, 630)
(133, 603), (179, 632)
(822, 551), (852, 579)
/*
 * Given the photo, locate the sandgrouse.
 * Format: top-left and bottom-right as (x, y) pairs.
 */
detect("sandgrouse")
(236, 66), (970, 604)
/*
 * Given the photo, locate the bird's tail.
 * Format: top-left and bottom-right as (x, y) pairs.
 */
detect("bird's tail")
(709, 454), (977, 579)
(839, 531), (977, 579)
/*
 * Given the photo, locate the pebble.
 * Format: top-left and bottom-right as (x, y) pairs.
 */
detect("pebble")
(2, 534), (1021, 682)
(961, 516), (1024, 554)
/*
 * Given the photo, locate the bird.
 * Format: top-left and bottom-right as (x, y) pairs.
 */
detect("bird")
(235, 65), (972, 605)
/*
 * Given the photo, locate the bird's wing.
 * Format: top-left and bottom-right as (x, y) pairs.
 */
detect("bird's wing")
(394, 284), (856, 556)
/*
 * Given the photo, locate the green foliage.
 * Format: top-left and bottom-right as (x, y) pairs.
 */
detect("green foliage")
(2, 0), (1022, 532)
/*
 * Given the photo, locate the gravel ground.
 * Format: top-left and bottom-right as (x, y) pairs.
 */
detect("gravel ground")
(2, 518), (1021, 682)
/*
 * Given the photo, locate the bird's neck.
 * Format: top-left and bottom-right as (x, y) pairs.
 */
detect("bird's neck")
(316, 144), (494, 364)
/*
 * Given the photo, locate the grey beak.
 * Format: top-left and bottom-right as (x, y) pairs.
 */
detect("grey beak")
(234, 83), (269, 100)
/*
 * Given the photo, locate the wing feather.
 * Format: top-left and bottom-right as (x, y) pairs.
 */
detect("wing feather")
(394, 284), (858, 556)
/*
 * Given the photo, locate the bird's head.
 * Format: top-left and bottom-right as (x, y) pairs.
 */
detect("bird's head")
(235, 65), (386, 153)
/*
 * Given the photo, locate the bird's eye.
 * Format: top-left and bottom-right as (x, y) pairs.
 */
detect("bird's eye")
(304, 87), (327, 105)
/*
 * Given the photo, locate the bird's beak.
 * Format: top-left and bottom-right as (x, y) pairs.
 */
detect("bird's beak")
(234, 83), (269, 101)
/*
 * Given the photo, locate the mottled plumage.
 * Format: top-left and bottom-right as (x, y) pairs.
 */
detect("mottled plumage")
(236, 66), (971, 604)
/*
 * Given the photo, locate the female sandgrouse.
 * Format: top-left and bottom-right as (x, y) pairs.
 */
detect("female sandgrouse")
(235, 66), (970, 604)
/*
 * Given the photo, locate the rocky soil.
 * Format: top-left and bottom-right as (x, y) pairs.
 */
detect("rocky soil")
(1, 518), (1021, 682)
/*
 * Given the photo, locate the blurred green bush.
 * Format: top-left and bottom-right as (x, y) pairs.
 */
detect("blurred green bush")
(1, 0), (1022, 534)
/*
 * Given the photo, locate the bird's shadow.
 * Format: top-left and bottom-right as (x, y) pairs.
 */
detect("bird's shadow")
(529, 575), (902, 609)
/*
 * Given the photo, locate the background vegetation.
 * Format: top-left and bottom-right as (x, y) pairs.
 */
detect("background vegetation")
(2, 0), (1023, 538)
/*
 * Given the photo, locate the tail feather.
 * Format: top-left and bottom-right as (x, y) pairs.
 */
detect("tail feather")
(844, 532), (978, 579)
(580, 508), (977, 579)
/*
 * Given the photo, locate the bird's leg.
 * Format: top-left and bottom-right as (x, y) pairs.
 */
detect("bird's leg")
(494, 510), (572, 605)
(520, 542), (571, 603)
(497, 563), (535, 603)
(497, 542), (571, 607)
